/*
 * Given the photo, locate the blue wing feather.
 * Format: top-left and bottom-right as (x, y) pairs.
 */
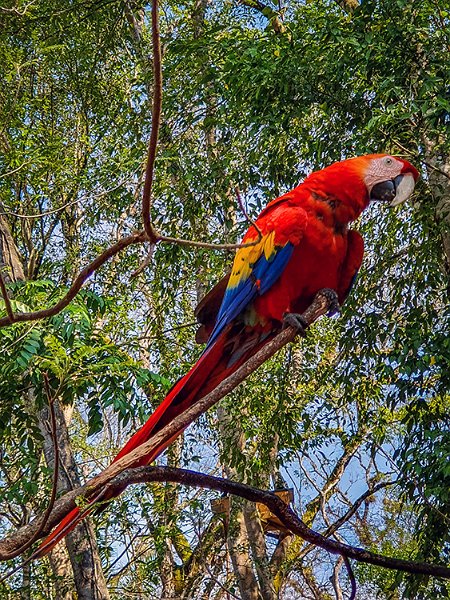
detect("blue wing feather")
(206, 242), (294, 348)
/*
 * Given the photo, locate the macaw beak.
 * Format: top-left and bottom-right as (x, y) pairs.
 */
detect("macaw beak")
(370, 173), (416, 207)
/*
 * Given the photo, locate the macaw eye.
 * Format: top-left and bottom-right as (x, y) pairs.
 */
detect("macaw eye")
(384, 157), (394, 165)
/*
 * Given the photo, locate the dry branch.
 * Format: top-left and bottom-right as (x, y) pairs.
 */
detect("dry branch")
(0, 231), (147, 327)
(3, 466), (450, 580)
(0, 291), (330, 560)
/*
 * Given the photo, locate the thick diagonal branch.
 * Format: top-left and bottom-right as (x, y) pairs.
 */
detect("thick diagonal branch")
(0, 291), (331, 560)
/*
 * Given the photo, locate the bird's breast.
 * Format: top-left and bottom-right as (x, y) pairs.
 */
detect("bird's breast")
(252, 221), (348, 324)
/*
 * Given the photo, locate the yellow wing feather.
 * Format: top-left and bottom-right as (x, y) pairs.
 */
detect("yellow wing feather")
(228, 231), (276, 290)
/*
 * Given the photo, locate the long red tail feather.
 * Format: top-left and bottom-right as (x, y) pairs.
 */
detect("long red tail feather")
(36, 326), (265, 557)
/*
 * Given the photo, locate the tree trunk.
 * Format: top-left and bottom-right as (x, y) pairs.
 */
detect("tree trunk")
(0, 212), (110, 599)
(20, 556), (31, 600)
(243, 504), (277, 600)
(227, 506), (262, 600)
(47, 543), (74, 600)
(217, 406), (263, 600)
(422, 134), (450, 290)
(0, 213), (25, 282)
(38, 399), (111, 600)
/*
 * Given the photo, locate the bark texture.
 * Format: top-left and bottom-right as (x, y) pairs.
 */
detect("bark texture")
(38, 400), (110, 600)
(0, 212), (110, 599)
(422, 134), (450, 288)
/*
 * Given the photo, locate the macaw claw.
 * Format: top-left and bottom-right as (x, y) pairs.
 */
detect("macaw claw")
(283, 312), (308, 336)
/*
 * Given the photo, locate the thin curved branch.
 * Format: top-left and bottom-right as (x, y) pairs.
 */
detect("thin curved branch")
(4, 466), (450, 580)
(137, 0), (266, 256)
(0, 269), (14, 321)
(157, 234), (264, 251)
(0, 230), (147, 327)
(235, 186), (263, 241)
(0, 0), (272, 329)
(68, 467), (450, 579)
(141, 0), (162, 242)
(1, 197), (81, 220)
(0, 161), (31, 179)
(0, 179), (131, 220)
(344, 557), (357, 600)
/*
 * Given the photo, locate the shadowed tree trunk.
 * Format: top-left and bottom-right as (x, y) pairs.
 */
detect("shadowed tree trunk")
(422, 134), (450, 290)
(0, 211), (110, 600)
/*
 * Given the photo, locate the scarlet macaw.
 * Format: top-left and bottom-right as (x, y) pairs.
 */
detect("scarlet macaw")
(36, 154), (418, 556)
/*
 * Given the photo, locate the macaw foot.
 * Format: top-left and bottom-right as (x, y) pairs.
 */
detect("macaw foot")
(283, 312), (308, 336)
(317, 288), (340, 316)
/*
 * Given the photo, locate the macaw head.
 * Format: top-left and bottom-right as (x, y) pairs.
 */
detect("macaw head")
(306, 154), (419, 220)
(352, 154), (419, 207)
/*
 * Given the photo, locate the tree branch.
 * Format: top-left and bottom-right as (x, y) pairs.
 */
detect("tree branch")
(344, 557), (356, 600)
(69, 467), (450, 579)
(235, 186), (263, 242)
(0, 0), (266, 328)
(3, 466), (450, 580)
(0, 268), (14, 321)
(0, 231), (147, 327)
(141, 0), (162, 243)
(0, 291), (331, 559)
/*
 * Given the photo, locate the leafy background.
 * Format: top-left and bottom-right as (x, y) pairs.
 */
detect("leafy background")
(0, 0), (449, 598)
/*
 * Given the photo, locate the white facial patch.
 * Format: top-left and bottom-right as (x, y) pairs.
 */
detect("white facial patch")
(364, 156), (405, 193)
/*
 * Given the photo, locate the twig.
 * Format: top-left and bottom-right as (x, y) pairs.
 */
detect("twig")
(141, 0), (162, 243)
(235, 187), (263, 241)
(0, 230), (147, 327)
(204, 562), (241, 600)
(0, 269), (14, 322)
(319, 481), (396, 543)
(343, 557), (356, 600)
(105, 527), (142, 577)
(157, 234), (264, 251)
(0, 161), (31, 179)
(0, 179), (131, 220)
(151, 187), (267, 253)
(381, 132), (450, 181)
(130, 243), (156, 278)
(0, 197), (80, 220)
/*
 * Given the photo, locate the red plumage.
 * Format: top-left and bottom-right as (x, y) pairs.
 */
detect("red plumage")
(36, 154), (418, 557)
